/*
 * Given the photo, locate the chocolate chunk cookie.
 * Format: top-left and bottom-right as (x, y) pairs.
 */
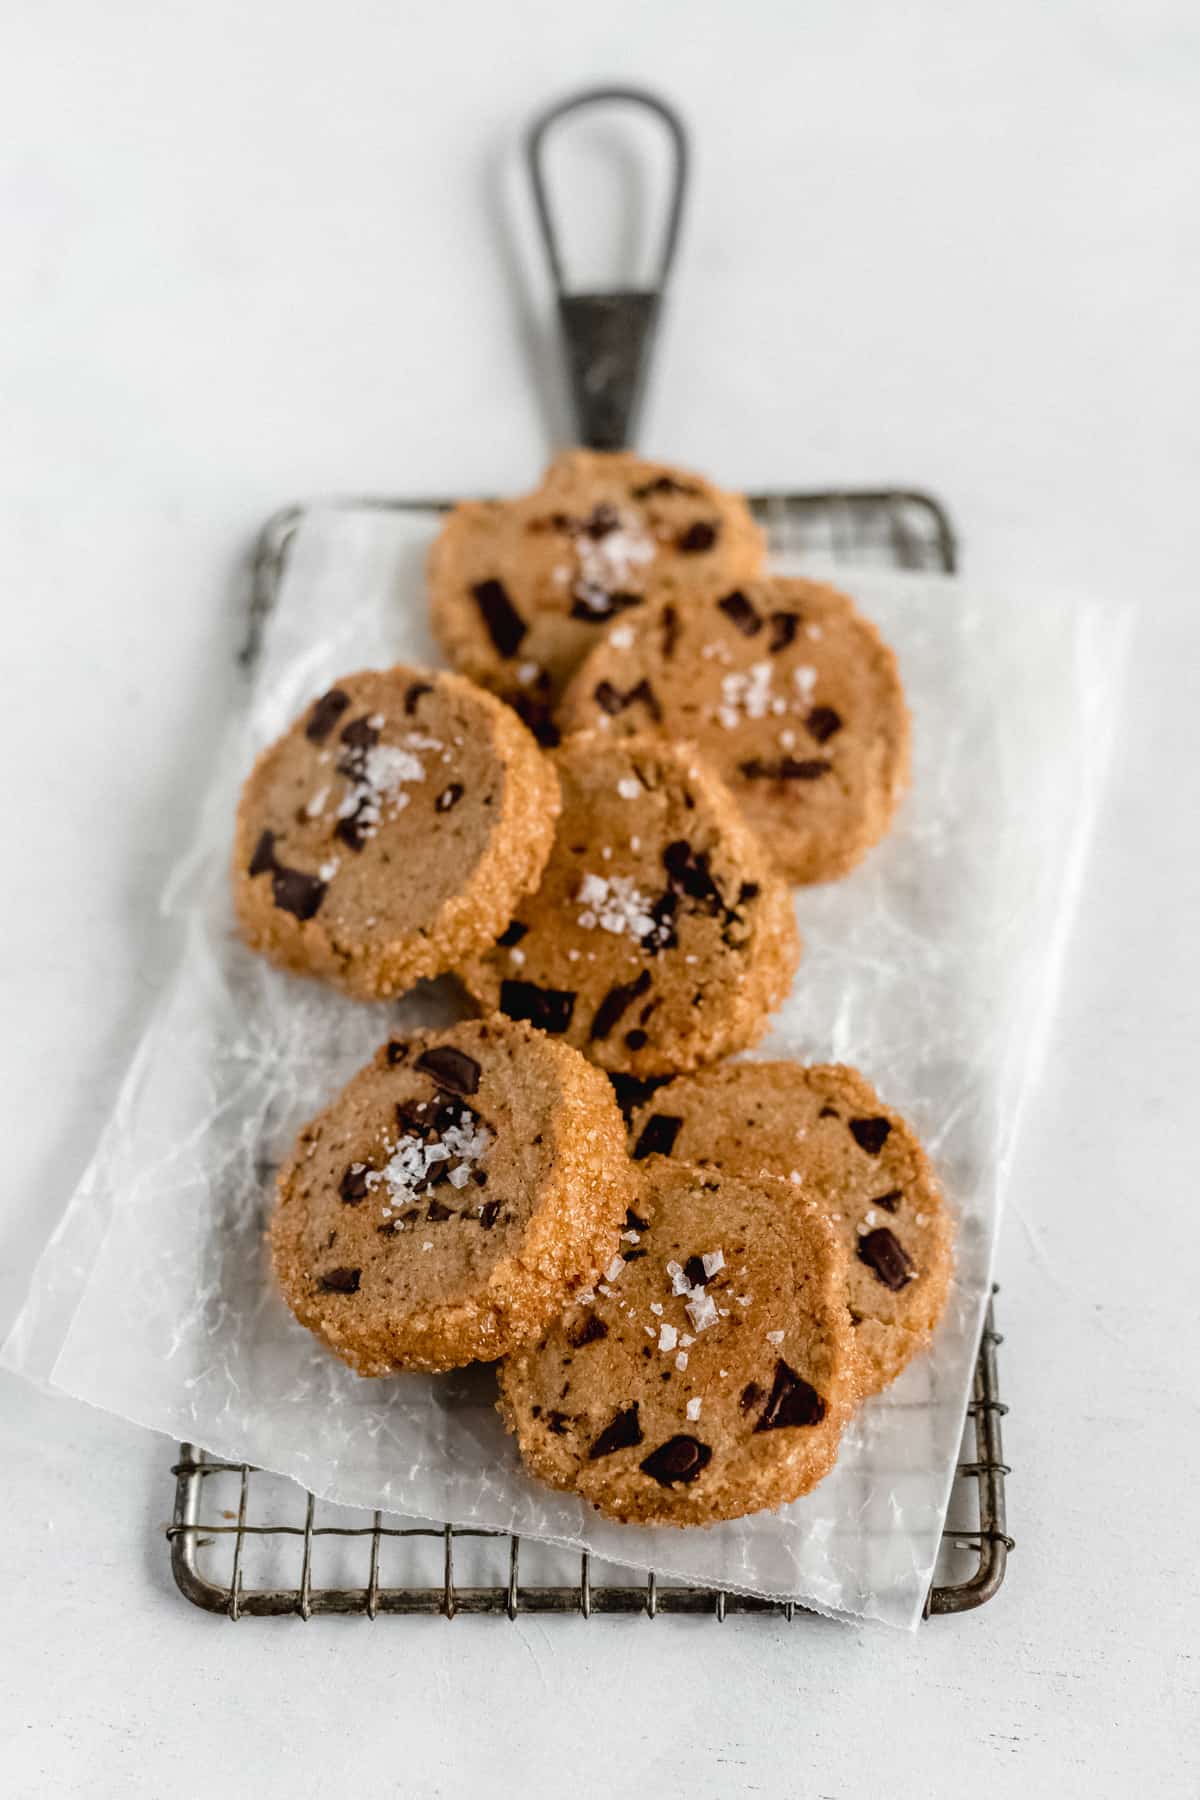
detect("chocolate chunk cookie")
(271, 1018), (634, 1374)
(232, 666), (560, 1001)
(628, 1062), (953, 1392)
(498, 1159), (857, 1525)
(559, 578), (910, 883)
(459, 732), (800, 1078)
(428, 451), (765, 738)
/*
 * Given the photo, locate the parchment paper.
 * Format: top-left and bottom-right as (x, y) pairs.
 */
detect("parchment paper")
(2, 505), (1126, 1627)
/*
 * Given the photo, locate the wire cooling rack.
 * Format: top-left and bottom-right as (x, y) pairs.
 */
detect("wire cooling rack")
(167, 483), (1012, 1621)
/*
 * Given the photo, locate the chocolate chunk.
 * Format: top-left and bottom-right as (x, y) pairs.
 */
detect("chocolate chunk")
(646, 889), (678, 953)
(767, 611), (800, 653)
(385, 1040), (408, 1065)
(738, 757), (831, 781)
(624, 1029), (648, 1051)
(639, 1435), (712, 1485)
(849, 1116), (892, 1155)
(509, 691), (560, 747)
(678, 521), (719, 553)
(608, 1073), (670, 1124)
(500, 979), (576, 1035)
(430, 1094), (476, 1134)
(594, 680), (625, 715)
(248, 829), (277, 876)
(414, 1044), (482, 1096)
(626, 678), (663, 722)
(622, 1247), (647, 1261)
(589, 1404), (643, 1460)
(806, 705), (843, 743)
(471, 577), (526, 658)
(477, 1200), (501, 1229)
(683, 1255), (709, 1289)
(818, 1105), (839, 1120)
(403, 680), (433, 715)
(583, 502), (620, 538)
(717, 589), (762, 636)
(630, 473), (700, 499)
(593, 676), (662, 722)
(632, 1113), (682, 1160)
(661, 603), (680, 660)
(435, 783), (464, 813)
(625, 1206), (650, 1232)
(753, 1359), (827, 1430)
(569, 589), (643, 623)
(738, 1381), (764, 1414)
(304, 688), (350, 742)
(396, 1101), (436, 1142)
(545, 1411), (570, 1436)
(567, 1312), (609, 1349)
(663, 840), (725, 912)
(873, 1188), (903, 1213)
(271, 866), (327, 920)
(334, 806), (370, 852)
(339, 1164), (370, 1204)
(590, 969), (652, 1041)
(736, 881), (760, 907)
(497, 919), (529, 947)
(857, 1227), (915, 1290)
(340, 715), (380, 752)
(426, 1197), (454, 1222)
(317, 1266), (361, 1294)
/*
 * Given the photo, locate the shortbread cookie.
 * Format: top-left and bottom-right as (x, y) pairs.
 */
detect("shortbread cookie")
(460, 733), (800, 1078)
(271, 1018), (633, 1374)
(232, 667), (559, 1001)
(560, 578), (909, 883)
(428, 450), (765, 738)
(498, 1160), (857, 1525)
(628, 1062), (952, 1392)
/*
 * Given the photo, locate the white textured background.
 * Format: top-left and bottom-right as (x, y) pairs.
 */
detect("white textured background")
(1, 2), (1196, 1795)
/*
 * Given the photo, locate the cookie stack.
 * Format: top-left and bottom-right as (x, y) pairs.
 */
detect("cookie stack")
(234, 450), (952, 1528)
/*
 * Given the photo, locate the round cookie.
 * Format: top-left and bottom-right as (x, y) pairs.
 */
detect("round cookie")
(627, 1062), (953, 1393)
(459, 732), (800, 1079)
(428, 450), (765, 738)
(559, 577), (910, 883)
(232, 666), (560, 1001)
(271, 1017), (634, 1374)
(498, 1159), (858, 1526)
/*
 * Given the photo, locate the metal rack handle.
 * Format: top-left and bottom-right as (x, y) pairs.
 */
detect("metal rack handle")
(525, 86), (690, 451)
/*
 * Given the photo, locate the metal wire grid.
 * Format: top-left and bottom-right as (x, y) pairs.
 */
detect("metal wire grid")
(168, 483), (1010, 1621)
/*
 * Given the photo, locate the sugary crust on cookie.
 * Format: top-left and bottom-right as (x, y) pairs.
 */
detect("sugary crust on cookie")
(498, 1159), (857, 1525)
(460, 732), (800, 1077)
(271, 1017), (633, 1374)
(560, 578), (910, 883)
(232, 666), (560, 1001)
(628, 1061), (953, 1392)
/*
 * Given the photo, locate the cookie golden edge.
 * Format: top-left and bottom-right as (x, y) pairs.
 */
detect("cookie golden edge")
(231, 665), (561, 1001)
(270, 1019), (635, 1374)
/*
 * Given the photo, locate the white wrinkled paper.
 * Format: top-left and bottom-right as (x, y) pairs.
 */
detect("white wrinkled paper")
(3, 506), (1126, 1627)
